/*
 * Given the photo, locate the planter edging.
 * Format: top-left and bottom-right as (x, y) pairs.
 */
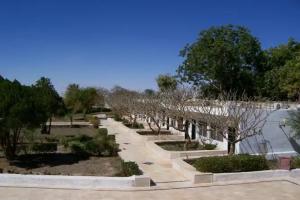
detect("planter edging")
(0, 173), (151, 189)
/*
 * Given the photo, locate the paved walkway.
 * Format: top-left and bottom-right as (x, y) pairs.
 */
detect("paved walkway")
(102, 118), (188, 185)
(1, 180), (300, 200)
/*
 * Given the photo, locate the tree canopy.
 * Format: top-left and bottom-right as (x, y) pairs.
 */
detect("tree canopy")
(177, 25), (264, 97)
(34, 77), (64, 133)
(177, 25), (300, 101)
(258, 38), (300, 101)
(64, 84), (102, 123)
(0, 77), (47, 158)
(156, 74), (178, 91)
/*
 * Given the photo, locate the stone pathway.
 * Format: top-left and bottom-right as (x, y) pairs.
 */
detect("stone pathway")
(1, 180), (300, 200)
(102, 118), (188, 185)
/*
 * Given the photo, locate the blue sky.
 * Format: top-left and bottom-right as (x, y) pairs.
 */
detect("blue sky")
(0, 0), (299, 94)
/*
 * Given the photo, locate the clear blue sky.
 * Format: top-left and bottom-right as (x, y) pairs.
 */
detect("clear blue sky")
(0, 0), (299, 94)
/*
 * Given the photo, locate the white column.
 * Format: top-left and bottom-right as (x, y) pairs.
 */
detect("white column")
(195, 120), (200, 140)
(207, 124), (211, 139)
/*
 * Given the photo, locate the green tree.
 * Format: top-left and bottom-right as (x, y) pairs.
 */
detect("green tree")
(156, 74), (177, 91)
(258, 38), (300, 100)
(288, 110), (300, 139)
(79, 87), (99, 117)
(177, 25), (264, 97)
(144, 89), (155, 96)
(0, 78), (46, 159)
(266, 38), (300, 70)
(279, 56), (300, 101)
(64, 84), (81, 126)
(64, 84), (101, 124)
(34, 77), (64, 134)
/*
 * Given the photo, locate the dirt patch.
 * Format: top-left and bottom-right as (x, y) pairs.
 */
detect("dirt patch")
(0, 154), (124, 176)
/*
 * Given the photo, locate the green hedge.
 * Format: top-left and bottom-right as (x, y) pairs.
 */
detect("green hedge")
(203, 143), (217, 150)
(66, 128), (119, 156)
(292, 157), (300, 168)
(32, 143), (57, 153)
(98, 128), (108, 135)
(188, 154), (269, 173)
(121, 161), (143, 176)
(113, 114), (123, 121)
(123, 122), (144, 129)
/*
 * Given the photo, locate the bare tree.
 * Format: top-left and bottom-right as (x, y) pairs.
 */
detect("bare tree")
(190, 92), (271, 154)
(108, 86), (140, 125)
(161, 86), (195, 137)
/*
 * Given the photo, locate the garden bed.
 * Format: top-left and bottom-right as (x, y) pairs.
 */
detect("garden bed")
(186, 155), (300, 174)
(136, 130), (172, 135)
(0, 154), (127, 176)
(0, 127), (143, 177)
(186, 155), (270, 173)
(156, 141), (217, 151)
(123, 122), (144, 129)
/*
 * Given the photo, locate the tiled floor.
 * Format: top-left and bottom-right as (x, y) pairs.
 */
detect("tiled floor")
(102, 118), (188, 184)
(1, 181), (299, 200)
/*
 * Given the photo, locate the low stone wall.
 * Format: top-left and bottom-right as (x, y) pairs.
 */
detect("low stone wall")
(172, 158), (212, 183)
(213, 170), (291, 182)
(0, 174), (151, 189)
(146, 141), (227, 159)
(289, 168), (300, 178)
(172, 158), (300, 184)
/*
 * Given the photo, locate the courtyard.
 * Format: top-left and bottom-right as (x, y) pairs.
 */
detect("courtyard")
(1, 180), (299, 200)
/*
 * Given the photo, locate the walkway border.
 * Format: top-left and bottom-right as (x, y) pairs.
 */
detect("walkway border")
(0, 174), (151, 189)
(172, 157), (300, 184)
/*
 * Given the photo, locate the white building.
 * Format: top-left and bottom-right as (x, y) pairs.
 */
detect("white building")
(138, 102), (300, 158)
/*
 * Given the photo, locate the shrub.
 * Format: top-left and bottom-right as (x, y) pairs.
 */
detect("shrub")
(76, 135), (93, 143)
(123, 121), (144, 129)
(203, 143), (217, 150)
(98, 128), (108, 135)
(136, 130), (171, 135)
(44, 136), (59, 143)
(292, 157), (300, 168)
(121, 161), (142, 176)
(122, 118), (130, 124)
(69, 141), (87, 155)
(114, 114), (123, 121)
(64, 129), (119, 156)
(31, 143), (57, 153)
(90, 117), (100, 128)
(94, 129), (119, 156)
(131, 122), (144, 129)
(88, 107), (111, 113)
(189, 154), (269, 173)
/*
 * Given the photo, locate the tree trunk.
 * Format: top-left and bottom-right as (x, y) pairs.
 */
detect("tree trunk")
(41, 124), (47, 134)
(166, 117), (169, 130)
(184, 120), (191, 141)
(228, 142), (236, 155)
(4, 130), (19, 160)
(47, 116), (52, 134)
(184, 121), (191, 151)
(70, 115), (73, 128)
